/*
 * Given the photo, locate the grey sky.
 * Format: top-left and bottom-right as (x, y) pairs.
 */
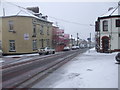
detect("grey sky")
(3, 1), (118, 40)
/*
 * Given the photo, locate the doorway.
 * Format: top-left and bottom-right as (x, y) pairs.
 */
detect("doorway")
(102, 36), (109, 53)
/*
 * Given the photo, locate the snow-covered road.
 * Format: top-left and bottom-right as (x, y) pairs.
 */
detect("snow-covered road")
(32, 48), (118, 88)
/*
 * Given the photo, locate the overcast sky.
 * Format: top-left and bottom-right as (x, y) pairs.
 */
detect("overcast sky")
(1, 1), (118, 41)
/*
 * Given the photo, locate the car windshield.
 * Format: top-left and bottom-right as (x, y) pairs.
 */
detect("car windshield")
(40, 47), (45, 49)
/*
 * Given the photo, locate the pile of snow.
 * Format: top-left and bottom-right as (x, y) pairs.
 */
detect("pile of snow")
(84, 48), (118, 56)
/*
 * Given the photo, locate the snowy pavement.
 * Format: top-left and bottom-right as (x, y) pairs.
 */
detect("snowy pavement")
(32, 48), (119, 88)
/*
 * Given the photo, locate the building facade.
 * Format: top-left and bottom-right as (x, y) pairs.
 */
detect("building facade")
(95, 3), (120, 53)
(52, 26), (69, 51)
(0, 7), (53, 55)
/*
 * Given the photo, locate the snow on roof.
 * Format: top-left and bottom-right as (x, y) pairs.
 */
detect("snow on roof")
(100, 5), (119, 17)
(0, 1), (51, 23)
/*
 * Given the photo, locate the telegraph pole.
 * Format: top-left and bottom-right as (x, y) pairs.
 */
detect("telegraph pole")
(77, 33), (78, 46)
(90, 33), (91, 48)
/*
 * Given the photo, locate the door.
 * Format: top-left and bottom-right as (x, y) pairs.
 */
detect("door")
(102, 36), (109, 53)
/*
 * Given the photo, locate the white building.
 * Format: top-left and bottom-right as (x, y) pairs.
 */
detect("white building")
(95, 2), (120, 53)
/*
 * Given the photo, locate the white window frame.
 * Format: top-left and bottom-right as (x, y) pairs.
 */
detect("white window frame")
(9, 40), (16, 51)
(33, 40), (37, 50)
(8, 20), (14, 31)
(103, 20), (108, 31)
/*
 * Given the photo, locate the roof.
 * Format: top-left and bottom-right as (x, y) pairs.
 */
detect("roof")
(0, 1), (52, 23)
(101, 6), (119, 17)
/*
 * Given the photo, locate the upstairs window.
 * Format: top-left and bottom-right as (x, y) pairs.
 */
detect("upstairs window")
(8, 20), (14, 31)
(47, 27), (49, 35)
(95, 21), (100, 32)
(116, 19), (120, 27)
(40, 25), (44, 35)
(103, 20), (108, 31)
(33, 25), (36, 37)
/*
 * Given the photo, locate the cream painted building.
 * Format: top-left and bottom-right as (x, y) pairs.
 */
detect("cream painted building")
(0, 5), (53, 55)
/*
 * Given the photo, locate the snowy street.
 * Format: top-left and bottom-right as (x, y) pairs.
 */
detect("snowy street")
(32, 48), (118, 88)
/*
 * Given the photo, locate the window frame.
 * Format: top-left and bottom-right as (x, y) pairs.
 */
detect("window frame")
(103, 20), (108, 31)
(40, 25), (44, 35)
(33, 24), (37, 37)
(8, 20), (14, 32)
(116, 19), (120, 27)
(33, 40), (37, 51)
(9, 40), (16, 52)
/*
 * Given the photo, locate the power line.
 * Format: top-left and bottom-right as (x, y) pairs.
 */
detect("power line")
(3, 0), (95, 27)
(49, 16), (93, 26)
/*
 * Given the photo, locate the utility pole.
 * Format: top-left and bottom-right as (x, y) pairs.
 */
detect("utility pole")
(90, 33), (91, 48)
(77, 33), (78, 46)
(71, 35), (73, 46)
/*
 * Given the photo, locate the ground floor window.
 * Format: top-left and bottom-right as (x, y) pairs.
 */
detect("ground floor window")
(9, 40), (16, 51)
(33, 40), (37, 50)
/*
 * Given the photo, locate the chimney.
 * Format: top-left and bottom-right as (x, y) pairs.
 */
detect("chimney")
(108, 7), (113, 11)
(39, 13), (42, 18)
(42, 15), (48, 20)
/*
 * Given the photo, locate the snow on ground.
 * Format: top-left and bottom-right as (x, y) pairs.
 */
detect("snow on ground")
(4, 53), (39, 58)
(32, 48), (118, 88)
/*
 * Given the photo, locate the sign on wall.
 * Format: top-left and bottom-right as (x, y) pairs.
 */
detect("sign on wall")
(24, 33), (29, 40)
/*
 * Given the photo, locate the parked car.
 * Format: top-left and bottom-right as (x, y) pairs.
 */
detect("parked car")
(0, 50), (3, 57)
(115, 52), (120, 62)
(71, 46), (79, 50)
(38, 47), (55, 55)
(63, 46), (70, 51)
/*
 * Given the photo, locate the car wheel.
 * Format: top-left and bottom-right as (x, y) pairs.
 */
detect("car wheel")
(39, 53), (42, 55)
(52, 51), (55, 54)
(46, 52), (49, 55)
(116, 56), (120, 62)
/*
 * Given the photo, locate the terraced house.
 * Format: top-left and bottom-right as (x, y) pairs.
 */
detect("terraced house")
(0, 4), (53, 55)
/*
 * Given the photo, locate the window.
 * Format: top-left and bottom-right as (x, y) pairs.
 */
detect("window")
(119, 33), (120, 37)
(40, 39), (44, 47)
(33, 25), (36, 37)
(8, 20), (14, 31)
(40, 25), (44, 35)
(33, 40), (37, 50)
(47, 27), (49, 35)
(95, 21), (100, 31)
(9, 40), (15, 51)
(103, 20), (108, 31)
(116, 19), (120, 27)
(46, 39), (50, 46)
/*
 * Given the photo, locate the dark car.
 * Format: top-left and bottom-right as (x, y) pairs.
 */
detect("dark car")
(115, 52), (120, 62)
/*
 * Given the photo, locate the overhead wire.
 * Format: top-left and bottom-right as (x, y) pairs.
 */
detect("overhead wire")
(3, 0), (95, 27)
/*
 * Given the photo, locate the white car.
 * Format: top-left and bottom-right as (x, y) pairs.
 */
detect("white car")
(72, 46), (79, 50)
(63, 46), (70, 51)
(0, 50), (3, 57)
(38, 47), (55, 55)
